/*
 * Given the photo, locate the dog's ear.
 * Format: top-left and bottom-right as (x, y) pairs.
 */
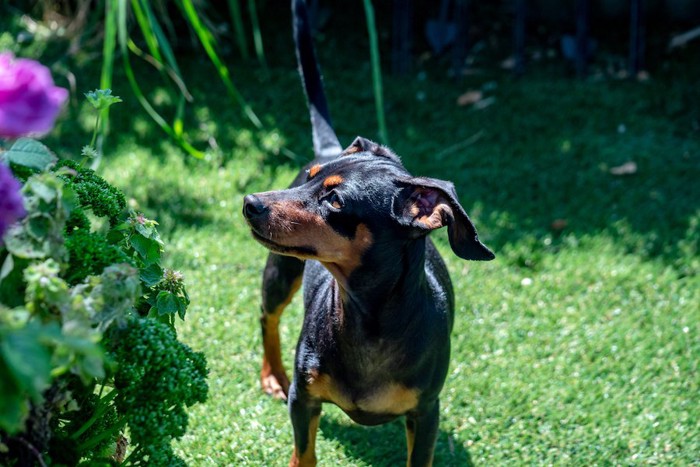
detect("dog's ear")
(342, 136), (401, 162)
(393, 177), (495, 261)
(343, 136), (377, 155)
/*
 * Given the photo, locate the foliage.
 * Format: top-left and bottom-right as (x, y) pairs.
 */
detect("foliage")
(107, 0), (260, 159)
(0, 103), (207, 464)
(55, 159), (126, 225)
(109, 316), (208, 466)
(1, 1), (390, 159)
(83, 88), (123, 162)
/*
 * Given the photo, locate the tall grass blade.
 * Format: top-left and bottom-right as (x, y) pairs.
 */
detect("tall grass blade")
(130, 0), (162, 62)
(97, 0), (118, 165)
(117, 0), (204, 158)
(362, 0), (389, 145)
(247, 0), (267, 69)
(138, 0), (191, 100)
(227, 0), (249, 59)
(178, 0), (262, 129)
(126, 40), (193, 102)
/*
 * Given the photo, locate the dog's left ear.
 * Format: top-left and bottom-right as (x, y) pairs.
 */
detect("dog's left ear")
(393, 177), (495, 261)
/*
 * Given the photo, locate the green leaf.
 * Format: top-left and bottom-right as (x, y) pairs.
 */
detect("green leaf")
(140, 263), (164, 287)
(0, 321), (55, 401)
(30, 179), (58, 204)
(105, 227), (126, 245)
(4, 138), (57, 171)
(155, 290), (178, 316)
(4, 224), (49, 259)
(176, 296), (187, 320)
(84, 89), (122, 111)
(0, 363), (30, 434)
(27, 215), (52, 240)
(129, 234), (161, 265)
(0, 254), (14, 281)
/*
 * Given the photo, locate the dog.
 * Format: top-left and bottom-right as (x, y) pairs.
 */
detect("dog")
(242, 1), (494, 465)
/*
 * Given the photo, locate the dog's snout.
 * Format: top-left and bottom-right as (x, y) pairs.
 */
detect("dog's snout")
(243, 194), (268, 219)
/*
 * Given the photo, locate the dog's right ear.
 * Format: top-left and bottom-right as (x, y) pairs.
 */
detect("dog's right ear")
(392, 177), (495, 261)
(343, 136), (378, 155)
(342, 137), (402, 162)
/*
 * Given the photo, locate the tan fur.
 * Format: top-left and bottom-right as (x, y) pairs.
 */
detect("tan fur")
(323, 174), (344, 188)
(308, 164), (322, 178)
(288, 413), (320, 467)
(306, 372), (420, 415)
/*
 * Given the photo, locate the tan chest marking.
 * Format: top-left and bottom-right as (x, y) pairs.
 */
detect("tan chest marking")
(306, 372), (419, 415)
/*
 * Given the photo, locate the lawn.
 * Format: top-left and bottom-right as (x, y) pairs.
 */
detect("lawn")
(24, 12), (700, 465)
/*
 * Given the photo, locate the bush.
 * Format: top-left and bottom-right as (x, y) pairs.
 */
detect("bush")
(0, 139), (208, 465)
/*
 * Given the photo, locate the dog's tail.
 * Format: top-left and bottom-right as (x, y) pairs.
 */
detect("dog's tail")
(292, 0), (343, 160)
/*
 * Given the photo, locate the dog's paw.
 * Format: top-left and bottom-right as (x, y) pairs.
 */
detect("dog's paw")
(261, 371), (290, 401)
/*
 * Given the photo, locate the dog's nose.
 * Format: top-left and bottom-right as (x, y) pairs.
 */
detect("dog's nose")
(243, 194), (268, 219)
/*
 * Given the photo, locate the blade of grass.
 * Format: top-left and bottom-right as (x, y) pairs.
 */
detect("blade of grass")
(130, 0), (162, 62)
(247, 0), (267, 69)
(178, 0), (262, 129)
(174, 94), (186, 138)
(134, 0), (191, 138)
(362, 0), (389, 145)
(137, 0), (191, 100)
(227, 0), (249, 59)
(97, 0), (118, 164)
(117, 0), (204, 159)
(127, 39), (193, 101)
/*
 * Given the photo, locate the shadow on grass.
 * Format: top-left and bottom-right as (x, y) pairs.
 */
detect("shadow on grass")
(320, 417), (474, 467)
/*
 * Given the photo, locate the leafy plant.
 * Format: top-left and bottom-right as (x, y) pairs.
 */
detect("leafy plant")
(0, 93), (208, 465)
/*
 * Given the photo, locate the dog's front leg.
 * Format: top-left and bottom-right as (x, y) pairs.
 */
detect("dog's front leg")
(288, 384), (322, 467)
(405, 400), (440, 467)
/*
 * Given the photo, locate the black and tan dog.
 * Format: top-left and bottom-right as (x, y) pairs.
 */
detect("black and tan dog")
(242, 1), (494, 465)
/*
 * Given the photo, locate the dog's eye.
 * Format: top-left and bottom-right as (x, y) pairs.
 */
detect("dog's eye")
(321, 190), (343, 210)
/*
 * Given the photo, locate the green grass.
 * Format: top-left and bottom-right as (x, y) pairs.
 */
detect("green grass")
(22, 20), (700, 465)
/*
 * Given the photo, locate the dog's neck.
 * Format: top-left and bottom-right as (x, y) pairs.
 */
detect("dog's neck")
(331, 237), (432, 330)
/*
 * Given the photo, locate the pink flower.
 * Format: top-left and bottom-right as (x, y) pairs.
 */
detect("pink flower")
(0, 163), (25, 241)
(0, 52), (68, 138)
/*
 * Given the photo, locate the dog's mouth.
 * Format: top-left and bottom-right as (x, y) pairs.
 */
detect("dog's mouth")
(248, 226), (317, 258)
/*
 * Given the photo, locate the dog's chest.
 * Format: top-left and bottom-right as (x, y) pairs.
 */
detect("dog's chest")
(306, 369), (419, 417)
(304, 337), (420, 416)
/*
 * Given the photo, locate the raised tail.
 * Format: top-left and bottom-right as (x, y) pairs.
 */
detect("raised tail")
(292, 0), (343, 160)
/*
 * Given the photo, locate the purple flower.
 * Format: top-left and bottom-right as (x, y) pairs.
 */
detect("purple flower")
(0, 52), (68, 138)
(0, 163), (25, 241)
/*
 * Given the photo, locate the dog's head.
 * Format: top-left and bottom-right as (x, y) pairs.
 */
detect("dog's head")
(243, 137), (494, 280)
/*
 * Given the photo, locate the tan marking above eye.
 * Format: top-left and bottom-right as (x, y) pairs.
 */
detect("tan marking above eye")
(308, 164), (322, 178)
(323, 174), (344, 188)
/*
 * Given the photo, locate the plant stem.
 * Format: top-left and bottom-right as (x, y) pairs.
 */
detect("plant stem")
(121, 445), (143, 466)
(77, 416), (127, 452)
(362, 0), (389, 145)
(90, 114), (101, 149)
(70, 388), (117, 441)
